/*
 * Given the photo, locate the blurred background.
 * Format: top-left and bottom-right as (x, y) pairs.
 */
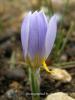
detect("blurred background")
(0, 0), (75, 100)
(0, 0), (75, 63)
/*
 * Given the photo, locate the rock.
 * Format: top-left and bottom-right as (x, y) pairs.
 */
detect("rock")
(5, 89), (16, 99)
(5, 67), (25, 81)
(9, 81), (23, 91)
(5, 89), (27, 100)
(45, 92), (75, 100)
(50, 68), (72, 82)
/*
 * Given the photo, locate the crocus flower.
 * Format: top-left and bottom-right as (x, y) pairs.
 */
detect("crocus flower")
(21, 11), (60, 72)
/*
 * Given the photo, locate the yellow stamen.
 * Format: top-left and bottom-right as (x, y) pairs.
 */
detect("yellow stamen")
(42, 61), (51, 73)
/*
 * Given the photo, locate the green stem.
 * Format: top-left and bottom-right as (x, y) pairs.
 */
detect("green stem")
(29, 67), (40, 100)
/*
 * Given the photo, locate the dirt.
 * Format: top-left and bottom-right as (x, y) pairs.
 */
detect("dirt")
(0, 33), (75, 100)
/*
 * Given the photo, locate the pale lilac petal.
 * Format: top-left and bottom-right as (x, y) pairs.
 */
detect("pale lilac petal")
(45, 14), (61, 59)
(21, 12), (32, 57)
(28, 11), (38, 59)
(37, 11), (48, 57)
(28, 11), (47, 59)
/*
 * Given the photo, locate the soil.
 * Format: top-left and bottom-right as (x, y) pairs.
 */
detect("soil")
(0, 32), (75, 100)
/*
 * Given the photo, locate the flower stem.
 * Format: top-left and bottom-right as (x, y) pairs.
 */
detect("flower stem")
(28, 67), (40, 100)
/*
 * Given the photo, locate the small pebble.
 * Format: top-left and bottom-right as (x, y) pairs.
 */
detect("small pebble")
(45, 92), (75, 100)
(5, 89), (16, 99)
(9, 81), (23, 91)
(50, 68), (72, 82)
(5, 89), (27, 100)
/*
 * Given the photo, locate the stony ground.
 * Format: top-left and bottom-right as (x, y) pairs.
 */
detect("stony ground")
(0, 0), (75, 100)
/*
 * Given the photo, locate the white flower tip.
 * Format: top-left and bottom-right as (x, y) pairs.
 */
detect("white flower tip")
(21, 11), (32, 19)
(53, 13), (62, 22)
(39, 10), (45, 17)
(40, 9), (44, 13)
(28, 11), (32, 14)
(33, 11), (38, 14)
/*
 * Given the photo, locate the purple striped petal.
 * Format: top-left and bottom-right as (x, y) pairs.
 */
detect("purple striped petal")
(37, 11), (48, 57)
(21, 12), (32, 57)
(28, 11), (47, 59)
(45, 14), (61, 59)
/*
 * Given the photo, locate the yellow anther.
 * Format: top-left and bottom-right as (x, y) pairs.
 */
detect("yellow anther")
(42, 61), (51, 73)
